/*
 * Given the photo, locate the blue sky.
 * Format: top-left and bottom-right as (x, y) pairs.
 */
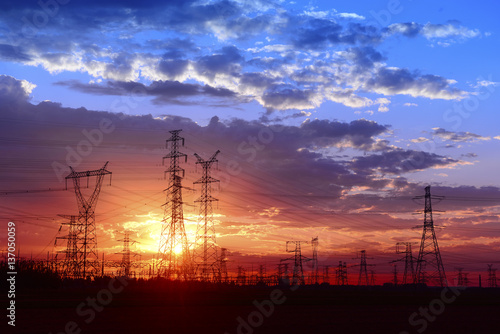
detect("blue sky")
(1, 0), (500, 278)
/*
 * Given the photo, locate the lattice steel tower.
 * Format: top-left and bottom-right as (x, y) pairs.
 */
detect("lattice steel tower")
(414, 186), (447, 286)
(391, 242), (415, 284)
(282, 241), (309, 285)
(354, 250), (374, 286)
(55, 215), (81, 278)
(487, 264), (497, 287)
(335, 261), (348, 286)
(193, 150), (220, 281)
(157, 129), (191, 279)
(310, 237), (319, 284)
(65, 162), (112, 278)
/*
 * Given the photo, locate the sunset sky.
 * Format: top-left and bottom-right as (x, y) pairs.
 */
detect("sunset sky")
(1, 0), (500, 283)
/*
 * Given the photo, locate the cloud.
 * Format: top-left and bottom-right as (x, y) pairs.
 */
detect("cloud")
(365, 67), (466, 100)
(55, 80), (237, 105)
(432, 128), (491, 142)
(386, 22), (481, 43)
(350, 148), (460, 175)
(0, 75), (36, 105)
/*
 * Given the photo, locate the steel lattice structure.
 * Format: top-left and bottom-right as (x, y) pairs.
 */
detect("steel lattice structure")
(414, 186), (447, 287)
(310, 236), (319, 284)
(335, 261), (348, 286)
(193, 150), (220, 281)
(64, 162), (112, 278)
(391, 242), (416, 284)
(353, 250), (374, 286)
(281, 241), (310, 285)
(487, 264), (497, 287)
(157, 129), (192, 280)
(55, 215), (81, 278)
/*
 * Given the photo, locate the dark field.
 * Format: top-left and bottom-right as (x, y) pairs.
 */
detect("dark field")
(7, 278), (500, 334)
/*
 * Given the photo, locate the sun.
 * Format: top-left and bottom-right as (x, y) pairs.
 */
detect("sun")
(174, 243), (183, 255)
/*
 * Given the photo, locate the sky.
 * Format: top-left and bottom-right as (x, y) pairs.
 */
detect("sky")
(1, 0), (500, 284)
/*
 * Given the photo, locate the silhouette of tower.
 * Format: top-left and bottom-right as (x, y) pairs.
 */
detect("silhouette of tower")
(370, 270), (376, 286)
(335, 261), (348, 286)
(487, 264), (497, 287)
(237, 266), (247, 285)
(414, 186), (447, 287)
(55, 215), (81, 278)
(322, 265), (331, 284)
(193, 150), (220, 281)
(391, 242), (416, 284)
(392, 264), (398, 286)
(116, 231), (138, 278)
(455, 267), (469, 287)
(157, 129), (191, 279)
(65, 162), (111, 278)
(218, 247), (229, 283)
(353, 250), (374, 286)
(282, 241), (308, 285)
(310, 236), (319, 284)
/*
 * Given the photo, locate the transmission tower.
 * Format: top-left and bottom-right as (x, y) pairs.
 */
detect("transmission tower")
(322, 265), (331, 284)
(414, 186), (447, 287)
(282, 241), (310, 285)
(237, 266), (247, 285)
(487, 264), (497, 287)
(310, 236), (319, 284)
(157, 129), (191, 280)
(55, 215), (81, 278)
(116, 231), (139, 278)
(335, 261), (348, 286)
(455, 267), (469, 287)
(353, 250), (374, 286)
(370, 270), (376, 286)
(218, 247), (229, 283)
(392, 264), (398, 286)
(65, 162), (111, 278)
(391, 242), (416, 284)
(193, 150), (221, 281)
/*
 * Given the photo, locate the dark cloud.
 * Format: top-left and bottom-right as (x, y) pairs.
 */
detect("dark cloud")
(55, 80), (237, 105)
(365, 67), (465, 99)
(351, 148), (459, 175)
(195, 46), (243, 79)
(432, 128), (490, 142)
(0, 43), (32, 61)
(292, 18), (382, 49)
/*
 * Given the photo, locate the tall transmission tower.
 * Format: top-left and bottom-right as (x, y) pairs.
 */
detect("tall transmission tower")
(455, 267), (469, 287)
(335, 261), (348, 286)
(237, 266), (247, 285)
(322, 265), (331, 284)
(282, 241), (309, 285)
(391, 242), (416, 284)
(55, 215), (81, 278)
(65, 162), (112, 278)
(116, 231), (138, 278)
(218, 247), (229, 283)
(310, 236), (319, 284)
(157, 129), (191, 280)
(353, 250), (374, 286)
(414, 186), (447, 287)
(487, 264), (497, 287)
(193, 150), (221, 281)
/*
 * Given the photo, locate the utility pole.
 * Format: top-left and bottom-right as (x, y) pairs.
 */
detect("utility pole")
(65, 162), (111, 278)
(414, 186), (447, 287)
(193, 150), (220, 281)
(157, 129), (191, 280)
